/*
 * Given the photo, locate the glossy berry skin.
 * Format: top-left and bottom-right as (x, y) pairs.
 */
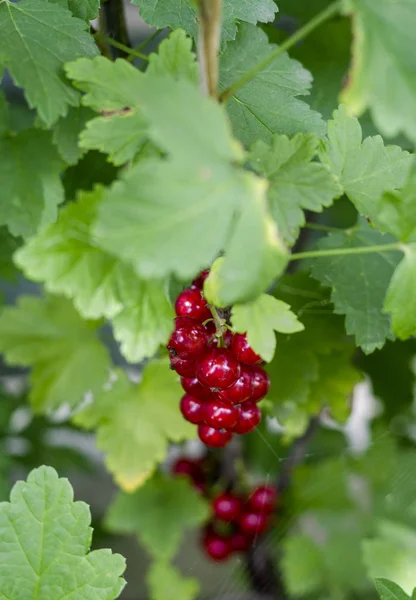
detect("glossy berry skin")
(167, 317), (207, 359)
(172, 458), (202, 481)
(248, 486), (278, 514)
(233, 402), (261, 434)
(192, 269), (210, 290)
(219, 366), (252, 405)
(239, 511), (269, 536)
(230, 531), (251, 552)
(181, 377), (213, 401)
(213, 493), (243, 522)
(204, 399), (238, 429)
(175, 287), (211, 323)
(205, 322), (233, 348)
(180, 394), (205, 424)
(249, 366), (270, 402)
(203, 533), (231, 561)
(231, 333), (263, 366)
(196, 348), (240, 390)
(198, 424), (232, 448)
(170, 356), (195, 378)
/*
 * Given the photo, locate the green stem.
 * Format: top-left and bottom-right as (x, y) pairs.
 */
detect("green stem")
(219, 0), (342, 103)
(126, 29), (162, 63)
(198, 0), (222, 97)
(94, 33), (149, 61)
(289, 242), (403, 262)
(209, 305), (226, 344)
(303, 222), (356, 233)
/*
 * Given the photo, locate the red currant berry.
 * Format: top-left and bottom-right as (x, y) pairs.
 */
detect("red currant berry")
(219, 366), (252, 405)
(167, 317), (208, 359)
(192, 269), (210, 290)
(239, 511), (269, 536)
(233, 402), (261, 434)
(172, 458), (202, 481)
(230, 531), (251, 552)
(248, 486), (278, 514)
(231, 333), (263, 366)
(180, 394), (205, 424)
(198, 424), (232, 448)
(181, 377), (213, 401)
(205, 323), (233, 348)
(196, 348), (240, 390)
(249, 366), (270, 402)
(175, 287), (211, 323)
(203, 532), (231, 561)
(213, 493), (243, 522)
(203, 399), (238, 429)
(170, 356), (195, 377)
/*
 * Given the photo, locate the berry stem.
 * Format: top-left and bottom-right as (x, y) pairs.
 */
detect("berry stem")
(219, 0), (342, 103)
(289, 242), (403, 262)
(209, 304), (227, 345)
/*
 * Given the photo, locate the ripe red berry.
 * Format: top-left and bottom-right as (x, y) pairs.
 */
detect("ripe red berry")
(180, 394), (205, 424)
(198, 424), (232, 448)
(231, 333), (263, 366)
(213, 493), (243, 522)
(170, 355), (195, 377)
(196, 348), (240, 390)
(172, 458), (202, 481)
(192, 269), (210, 290)
(175, 287), (211, 323)
(203, 398), (238, 429)
(249, 366), (270, 402)
(203, 532), (231, 561)
(248, 486), (278, 514)
(233, 402), (261, 434)
(167, 317), (208, 359)
(219, 366), (252, 405)
(230, 531), (251, 552)
(181, 377), (213, 401)
(205, 322), (233, 348)
(239, 511), (269, 536)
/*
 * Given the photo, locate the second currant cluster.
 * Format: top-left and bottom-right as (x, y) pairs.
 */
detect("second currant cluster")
(167, 271), (270, 448)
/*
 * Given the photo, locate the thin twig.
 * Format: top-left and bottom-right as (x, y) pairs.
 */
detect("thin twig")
(94, 32), (149, 61)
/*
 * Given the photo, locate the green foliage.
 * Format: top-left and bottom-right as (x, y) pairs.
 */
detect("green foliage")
(147, 29), (198, 82)
(52, 105), (94, 165)
(0, 295), (110, 412)
(147, 561), (199, 600)
(74, 360), (195, 491)
(48, 0), (100, 21)
(377, 163), (416, 242)
(375, 579), (412, 600)
(0, 465), (126, 599)
(384, 245), (416, 339)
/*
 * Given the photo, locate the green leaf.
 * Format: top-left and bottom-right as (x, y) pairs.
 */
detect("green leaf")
(231, 293), (304, 362)
(375, 579), (412, 600)
(0, 295), (110, 413)
(74, 361), (195, 491)
(0, 0), (98, 126)
(52, 105), (94, 165)
(0, 227), (19, 281)
(0, 92), (8, 136)
(106, 473), (209, 558)
(310, 222), (402, 353)
(47, 0), (100, 20)
(341, 0), (416, 143)
(282, 534), (325, 596)
(16, 188), (173, 363)
(147, 29), (198, 83)
(384, 244), (416, 340)
(0, 465), (126, 599)
(319, 106), (412, 220)
(250, 133), (342, 243)
(134, 0), (278, 41)
(219, 24), (326, 147)
(0, 129), (64, 237)
(147, 561), (199, 600)
(93, 77), (287, 305)
(377, 162), (416, 242)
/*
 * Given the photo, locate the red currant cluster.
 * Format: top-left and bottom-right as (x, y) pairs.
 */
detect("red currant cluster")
(172, 457), (277, 562)
(167, 271), (270, 448)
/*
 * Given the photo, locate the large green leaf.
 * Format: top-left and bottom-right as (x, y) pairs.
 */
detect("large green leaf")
(0, 295), (110, 412)
(106, 473), (209, 559)
(375, 579), (411, 600)
(0, 0), (98, 126)
(384, 244), (416, 340)
(147, 562), (199, 600)
(47, 0), (100, 20)
(0, 129), (64, 237)
(341, 0), (416, 143)
(310, 222), (402, 353)
(92, 76), (287, 305)
(377, 163), (416, 242)
(74, 361), (195, 491)
(147, 29), (198, 83)
(219, 24), (325, 147)
(319, 106), (412, 221)
(134, 0), (278, 41)
(250, 133), (342, 243)
(0, 466), (126, 599)
(16, 188), (173, 363)
(52, 106), (94, 165)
